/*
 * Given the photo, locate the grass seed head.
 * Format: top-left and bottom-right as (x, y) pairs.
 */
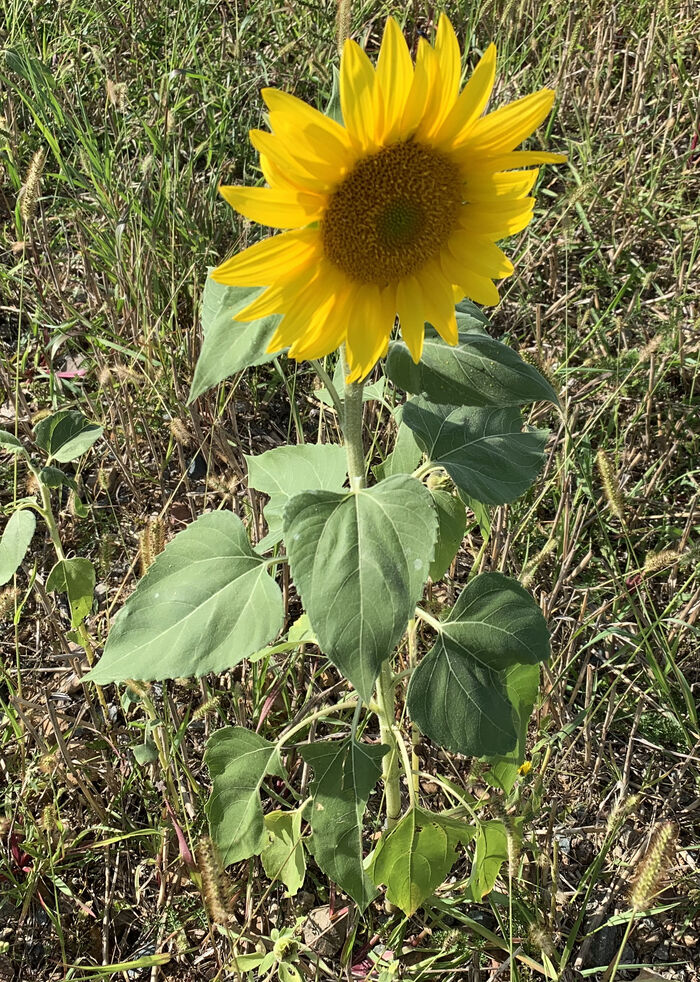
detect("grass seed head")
(595, 450), (625, 521)
(196, 837), (233, 927)
(629, 821), (677, 912)
(335, 0), (352, 53)
(20, 147), (46, 223)
(0, 587), (21, 621)
(139, 518), (166, 576)
(169, 418), (190, 445)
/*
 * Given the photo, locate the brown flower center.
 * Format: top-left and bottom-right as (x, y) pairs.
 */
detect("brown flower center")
(321, 140), (462, 285)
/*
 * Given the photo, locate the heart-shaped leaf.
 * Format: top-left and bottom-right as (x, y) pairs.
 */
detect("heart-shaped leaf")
(188, 276), (280, 403)
(467, 820), (509, 900)
(408, 573), (549, 757)
(46, 557), (95, 628)
(284, 476), (437, 701)
(428, 487), (466, 582)
(260, 809), (306, 897)
(387, 329), (558, 408)
(403, 398), (549, 506)
(246, 444), (347, 551)
(300, 738), (386, 909)
(368, 806), (476, 915)
(205, 727), (286, 865)
(34, 411), (103, 463)
(0, 510), (36, 586)
(484, 662), (540, 793)
(0, 430), (24, 454)
(86, 511), (283, 683)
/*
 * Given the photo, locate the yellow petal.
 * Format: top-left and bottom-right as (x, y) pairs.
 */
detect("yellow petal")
(398, 37), (436, 138)
(446, 231), (514, 279)
(397, 276), (426, 363)
(261, 88), (351, 153)
(235, 260), (321, 321)
(434, 44), (497, 149)
(427, 13), (461, 133)
(234, 284), (285, 321)
(440, 249), (501, 305)
(376, 17), (414, 143)
(459, 198), (535, 236)
(218, 185), (325, 228)
(269, 281), (332, 350)
(287, 287), (350, 360)
(249, 129), (335, 191)
(412, 35), (446, 140)
(210, 228), (321, 286)
(458, 88), (556, 154)
(262, 89), (357, 176)
(259, 152), (303, 191)
(345, 284), (396, 382)
(340, 39), (380, 150)
(417, 261), (459, 345)
(465, 169), (539, 202)
(463, 150), (567, 171)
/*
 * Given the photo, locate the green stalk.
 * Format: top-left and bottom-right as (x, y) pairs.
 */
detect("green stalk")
(340, 346), (366, 492)
(375, 659), (402, 828)
(339, 344), (402, 830)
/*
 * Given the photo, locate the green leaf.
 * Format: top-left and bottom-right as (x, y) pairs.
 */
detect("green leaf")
(0, 430), (24, 454)
(373, 411), (422, 482)
(455, 298), (490, 330)
(408, 573), (549, 757)
(386, 328), (558, 408)
(467, 820), (509, 900)
(485, 662), (540, 793)
(205, 727), (286, 865)
(0, 510), (36, 586)
(246, 444), (347, 551)
(462, 492), (491, 540)
(403, 399), (549, 506)
(299, 738), (387, 909)
(428, 488), (466, 582)
(46, 557), (96, 628)
(288, 612), (315, 644)
(188, 276), (280, 403)
(279, 964), (303, 982)
(39, 465), (77, 490)
(132, 738), (159, 765)
(229, 952), (266, 973)
(368, 806), (475, 916)
(284, 476), (438, 701)
(34, 410), (103, 462)
(261, 809), (306, 897)
(86, 511), (283, 683)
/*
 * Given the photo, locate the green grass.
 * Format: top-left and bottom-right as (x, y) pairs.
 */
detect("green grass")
(1, 0), (699, 979)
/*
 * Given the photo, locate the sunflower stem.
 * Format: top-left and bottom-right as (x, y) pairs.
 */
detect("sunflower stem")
(339, 345), (402, 833)
(340, 345), (366, 491)
(376, 659), (402, 831)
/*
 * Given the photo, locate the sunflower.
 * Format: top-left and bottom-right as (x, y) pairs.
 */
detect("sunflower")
(212, 15), (565, 382)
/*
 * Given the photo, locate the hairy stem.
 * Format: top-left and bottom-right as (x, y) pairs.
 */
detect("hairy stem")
(338, 345), (402, 829)
(340, 346), (366, 491)
(375, 659), (402, 829)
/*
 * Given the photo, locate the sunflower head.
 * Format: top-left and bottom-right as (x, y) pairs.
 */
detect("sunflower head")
(212, 15), (565, 382)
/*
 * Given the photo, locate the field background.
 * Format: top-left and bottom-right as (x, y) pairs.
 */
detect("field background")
(1, 0), (699, 979)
